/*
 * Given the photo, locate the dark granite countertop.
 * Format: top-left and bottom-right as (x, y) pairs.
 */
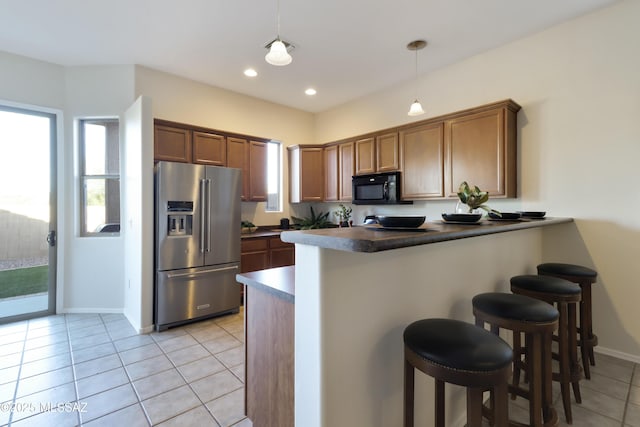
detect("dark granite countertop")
(236, 266), (295, 303)
(240, 226), (287, 239)
(280, 217), (573, 253)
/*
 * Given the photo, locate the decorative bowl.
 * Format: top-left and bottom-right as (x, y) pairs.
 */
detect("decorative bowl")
(488, 212), (522, 220)
(376, 215), (426, 228)
(441, 213), (482, 223)
(517, 211), (546, 218)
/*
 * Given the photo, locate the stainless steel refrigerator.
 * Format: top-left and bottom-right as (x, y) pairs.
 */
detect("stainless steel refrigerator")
(154, 161), (241, 331)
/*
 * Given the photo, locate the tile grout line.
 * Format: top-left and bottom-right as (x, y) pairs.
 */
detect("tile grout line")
(96, 313), (153, 427)
(621, 363), (637, 427)
(6, 322), (28, 426)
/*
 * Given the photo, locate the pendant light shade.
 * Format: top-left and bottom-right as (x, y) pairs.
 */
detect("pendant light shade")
(265, 39), (292, 66)
(265, 0), (292, 66)
(407, 40), (427, 117)
(408, 100), (425, 116)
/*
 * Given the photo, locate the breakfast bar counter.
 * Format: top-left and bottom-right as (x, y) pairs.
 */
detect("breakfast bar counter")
(279, 217), (573, 427)
(280, 217), (572, 252)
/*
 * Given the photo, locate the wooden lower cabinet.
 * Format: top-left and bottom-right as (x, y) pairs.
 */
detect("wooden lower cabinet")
(241, 235), (294, 273)
(269, 237), (295, 267)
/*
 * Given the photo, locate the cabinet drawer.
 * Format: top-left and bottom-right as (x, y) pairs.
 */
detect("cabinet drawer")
(241, 238), (268, 252)
(269, 236), (292, 249)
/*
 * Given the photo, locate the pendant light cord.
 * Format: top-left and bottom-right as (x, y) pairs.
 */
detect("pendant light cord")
(276, 0), (281, 38)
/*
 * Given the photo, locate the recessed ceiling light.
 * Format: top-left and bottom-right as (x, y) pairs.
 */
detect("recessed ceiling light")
(305, 88), (317, 96)
(244, 68), (258, 77)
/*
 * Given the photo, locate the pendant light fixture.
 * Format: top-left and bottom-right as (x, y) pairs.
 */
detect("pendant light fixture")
(265, 0), (292, 66)
(407, 40), (426, 116)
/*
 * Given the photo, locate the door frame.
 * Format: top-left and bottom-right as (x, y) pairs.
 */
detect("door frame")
(0, 101), (61, 323)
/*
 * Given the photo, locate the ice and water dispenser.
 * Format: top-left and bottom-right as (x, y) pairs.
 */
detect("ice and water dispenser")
(166, 201), (193, 236)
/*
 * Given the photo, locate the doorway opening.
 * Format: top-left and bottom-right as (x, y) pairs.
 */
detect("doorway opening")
(0, 104), (57, 323)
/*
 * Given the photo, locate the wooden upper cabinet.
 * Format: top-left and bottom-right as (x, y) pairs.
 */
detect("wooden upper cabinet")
(288, 145), (324, 203)
(227, 137), (249, 201)
(249, 140), (268, 202)
(154, 125), (192, 163)
(444, 101), (519, 198)
(193, 131), (226, 166)
(338, 141), (354, 201)
(400, 123), (445, 199)
(324, 145), (339, 202)
(376, 132), (399, 172)
(355, 137), (376, 175)
(355, 134), (399, 175)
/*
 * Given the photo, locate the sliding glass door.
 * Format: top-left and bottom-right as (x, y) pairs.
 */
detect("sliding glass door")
(0, 105), (57, 323)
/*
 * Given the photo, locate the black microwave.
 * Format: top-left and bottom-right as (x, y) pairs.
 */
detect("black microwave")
(352, 171), (411, 205)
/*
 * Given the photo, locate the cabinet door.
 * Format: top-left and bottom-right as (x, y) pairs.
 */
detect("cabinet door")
(445, 108), (514, 198)
(400, 123), (444, 199)
(300, 147), (324, 202)
(324, 145), (338, 202)
(154, 125), (192, 163)
(193, 131), (226, 166)
(249, 141), (267, 201)
(338, 141), (354, 201)
(355, 137), (375, 175)
(241, 238), (269, 273)
(269, 237), (295, 268)
(227, 137), (249, 201)
(376, 132), (399, 172)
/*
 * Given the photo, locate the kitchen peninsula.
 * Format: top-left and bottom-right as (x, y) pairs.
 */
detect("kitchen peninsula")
(277, 217), (572, 427)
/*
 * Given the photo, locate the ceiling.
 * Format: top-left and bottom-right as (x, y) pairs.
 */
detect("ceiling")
(0, 0), (618, 113)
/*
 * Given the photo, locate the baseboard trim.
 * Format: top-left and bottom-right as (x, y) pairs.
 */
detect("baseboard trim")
(139, 325), (155, 334)
(595, 346), (640, 364)
(60, 308), (124, 314)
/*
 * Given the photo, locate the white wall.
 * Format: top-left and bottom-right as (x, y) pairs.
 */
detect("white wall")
(134, 66), (316, 226)
(313, 0), (640, 359)
(62, 66), (135, 312)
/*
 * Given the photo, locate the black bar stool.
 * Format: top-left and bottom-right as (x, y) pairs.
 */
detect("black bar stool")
(403, 318), (512, 427)
(537, 262), (598, 379)
(473, 292), (559, 427)
(511, 275), (582, 424)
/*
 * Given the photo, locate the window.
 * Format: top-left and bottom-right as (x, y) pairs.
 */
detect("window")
(266, 140), (281, 212)
(79, 119), (120, 236)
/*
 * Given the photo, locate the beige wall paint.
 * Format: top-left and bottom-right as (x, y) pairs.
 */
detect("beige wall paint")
(313, 0), (640, 359)
(134, 66), (316, 226)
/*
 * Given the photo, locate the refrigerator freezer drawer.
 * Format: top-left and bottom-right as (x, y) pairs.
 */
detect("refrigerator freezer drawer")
(155, 263), (241, 330)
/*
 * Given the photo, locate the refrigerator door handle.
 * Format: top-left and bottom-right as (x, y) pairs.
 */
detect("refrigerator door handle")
(167, 265), (239, 279)
(206, 178), (212, 253)
(200, 178), (206, 253)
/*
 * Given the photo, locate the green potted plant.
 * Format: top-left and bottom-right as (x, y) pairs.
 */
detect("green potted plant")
(456, 182), (500, 215)
(333, 204), (353, 227)
(241, 220), (257, 233)
(291, 206), (336, 229)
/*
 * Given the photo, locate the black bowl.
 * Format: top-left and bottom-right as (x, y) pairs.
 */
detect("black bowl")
(441, 213), (482, 223)
(488, 212), (522, 220)
(517, 211), (546, 218)
(376, 215), (425, 228)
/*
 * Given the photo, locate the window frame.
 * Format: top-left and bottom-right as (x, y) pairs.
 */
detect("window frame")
(78, 118), (121, 237)
(265, 140), (282, 213)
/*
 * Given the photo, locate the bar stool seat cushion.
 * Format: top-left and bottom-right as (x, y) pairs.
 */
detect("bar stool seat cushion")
(538, 263), (597, 278)
(403, 318), (512, 372)
(511, 274), (581, 296)
(473, 293), (559, 323)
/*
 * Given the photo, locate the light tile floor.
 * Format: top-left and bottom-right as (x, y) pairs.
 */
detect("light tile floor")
(2, 309), (640, 426)
(0, 310), (251, 427)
